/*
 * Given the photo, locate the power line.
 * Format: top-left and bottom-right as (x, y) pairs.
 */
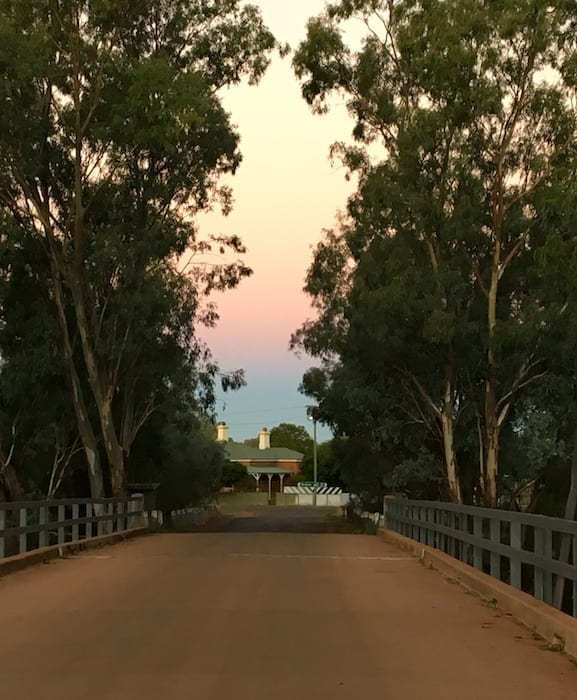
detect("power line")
(219, 418), (313, 427)
(218, 405), (310, 416)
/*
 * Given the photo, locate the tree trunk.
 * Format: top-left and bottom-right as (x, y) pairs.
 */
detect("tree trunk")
(0, 461), (25, 557)
(0, 462), (25, 502)
(101, 404), (126, 497)
(69, 366), (105, 499)
(484, 247), (500, 508)
(441, 376), (462, 503)
(50, 271), (105, 499)
(553, 420), (577, 609)
(120, 385), (135, 459)
(484, 366), (500, 507)
(484, 430), (499, 508)
(65, 29), (126, 498)
(68, 277), (126, 496)
(441, 415), (462, 503)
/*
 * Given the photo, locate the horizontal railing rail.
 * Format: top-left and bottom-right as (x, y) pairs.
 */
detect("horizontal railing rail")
(0, 496), (145, 559)
(384, 497), (577, 617)
(146, 504), (219, 529)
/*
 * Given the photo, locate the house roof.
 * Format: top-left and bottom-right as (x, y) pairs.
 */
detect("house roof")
(246, 466), (293, 475)
(223, 441), (304, 462)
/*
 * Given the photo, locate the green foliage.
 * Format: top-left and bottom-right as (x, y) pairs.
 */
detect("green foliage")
(298, 437), (344, 487)
(293, 0), (577, 511)
(0, 0), (278, 499)
(220, 461), (248, 488)
(130, 410), (224, 512)
(270, 423), (312, 454)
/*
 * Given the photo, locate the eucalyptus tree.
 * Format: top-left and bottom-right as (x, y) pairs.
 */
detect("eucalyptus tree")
(0, 1), (279, 495)
(293, 0), (577, 505)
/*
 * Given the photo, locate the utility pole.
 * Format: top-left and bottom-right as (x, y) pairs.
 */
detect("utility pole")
(308, 408), (318, 507)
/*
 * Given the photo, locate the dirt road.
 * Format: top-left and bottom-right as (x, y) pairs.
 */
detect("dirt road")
(0, 507), (575, 699)
(203, 505), (347, 532)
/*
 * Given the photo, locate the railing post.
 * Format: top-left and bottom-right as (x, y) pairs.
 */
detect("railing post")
(534, 527), (545, 601)
(510, 521), (522, 590)
(543, 529), (553, 605)
(130, 495), (146, 529)
(19, 507), (27, 554)
(455, 513), (462, 560)
(466, 515), (473, 565)
(98, 503), (104, 537)
(107, 501), (114, 533)
(72, 503), (79, 542)
(39, 505), (48, 548)
(473, 516), (483, 571)
(448, 511), (456, 558)
(383, 497), (388, 529)
(58, 504), (65, 544)
(460, 513), (467, 561)
(86, 503), (93, 539)
(573, 533), (577, 618)
(0, 509), (5, 558)
(420, 506), (426, 543)
(116, 500), (124, 532)
(418, 506), (423, 543)
(439, 508), (446, 553)
(490, 517), (500, 579)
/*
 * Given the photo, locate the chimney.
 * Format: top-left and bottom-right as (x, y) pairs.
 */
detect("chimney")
(258, 428), (270, 450)
(216, 422), (229, 443)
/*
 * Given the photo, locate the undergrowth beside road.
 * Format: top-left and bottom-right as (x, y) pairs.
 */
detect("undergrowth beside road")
(326, 512), (378, 535)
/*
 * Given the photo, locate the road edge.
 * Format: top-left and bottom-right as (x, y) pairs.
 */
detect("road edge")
(0, 528), (149, 579)
(378, 527), (577, 661)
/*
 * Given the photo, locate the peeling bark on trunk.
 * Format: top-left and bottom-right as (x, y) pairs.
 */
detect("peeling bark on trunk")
(51, 271), (105, 499)
(71, 368), (105, 500)
(406, 368), (463, 503)
(101, 404), (126, 496)
(0, 462), (25, 502)
(68, 277), (126, 497)
(483, 224), (501, 508)
(483, 429), (499, 508)
(441, 415), (462, 503)
(441, 376), (462, 503)
(484, 358), (501, 507)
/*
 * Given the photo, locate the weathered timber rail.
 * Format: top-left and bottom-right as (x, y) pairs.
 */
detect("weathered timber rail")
(385, 497), (577, 616)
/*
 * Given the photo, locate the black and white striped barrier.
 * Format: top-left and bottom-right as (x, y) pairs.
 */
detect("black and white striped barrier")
(284, 486), (343, 495)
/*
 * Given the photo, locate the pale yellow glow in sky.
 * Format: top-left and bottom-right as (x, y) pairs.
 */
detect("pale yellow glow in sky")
(198, 0), (358, 438)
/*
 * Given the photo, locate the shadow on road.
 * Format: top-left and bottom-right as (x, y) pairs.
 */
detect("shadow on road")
(194, 506), (358, 534)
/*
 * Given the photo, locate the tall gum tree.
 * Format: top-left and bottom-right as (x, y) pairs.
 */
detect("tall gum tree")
(0, 1), (279, 496)
(533, 181), (577, 605)
(293, 0), (577, 506)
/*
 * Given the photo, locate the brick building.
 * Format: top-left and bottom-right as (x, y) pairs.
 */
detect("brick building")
(216, 422), (303, 495)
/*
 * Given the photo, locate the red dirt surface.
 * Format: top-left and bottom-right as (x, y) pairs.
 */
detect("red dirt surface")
(0, 509), (575, 699)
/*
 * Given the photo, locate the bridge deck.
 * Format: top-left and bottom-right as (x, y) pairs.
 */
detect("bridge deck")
(0, 507), (575, 699)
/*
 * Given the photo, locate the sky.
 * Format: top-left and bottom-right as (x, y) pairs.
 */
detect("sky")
(198, 0), (357, 443)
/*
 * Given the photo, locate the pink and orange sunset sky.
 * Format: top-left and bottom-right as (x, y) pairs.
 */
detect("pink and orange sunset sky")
(199, 0), (357, 443)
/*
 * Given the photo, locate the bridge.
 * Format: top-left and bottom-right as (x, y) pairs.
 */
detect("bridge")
(1, 500), (576, 699)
